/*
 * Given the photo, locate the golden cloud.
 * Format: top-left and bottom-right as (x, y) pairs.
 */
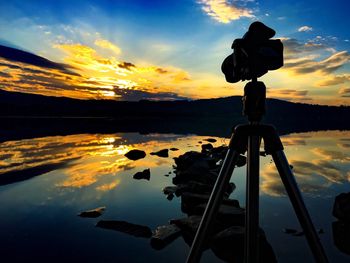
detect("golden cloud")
(316, 74), (350, 86)
(198, 0), (254, 24)
(94, 38), (122, 55)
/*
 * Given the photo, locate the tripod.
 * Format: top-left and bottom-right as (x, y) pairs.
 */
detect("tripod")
(186, 80), (329, 263)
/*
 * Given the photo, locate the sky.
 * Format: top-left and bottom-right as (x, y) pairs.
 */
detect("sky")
(0, 0), (349, 105)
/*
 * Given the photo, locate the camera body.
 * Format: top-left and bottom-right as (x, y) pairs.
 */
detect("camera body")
(222, 22), (284, 83)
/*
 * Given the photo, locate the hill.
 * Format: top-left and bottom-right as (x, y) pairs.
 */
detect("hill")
(0, 89), (349, 140)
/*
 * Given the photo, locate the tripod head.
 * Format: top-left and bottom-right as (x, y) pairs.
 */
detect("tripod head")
(243, 79), (266, 123)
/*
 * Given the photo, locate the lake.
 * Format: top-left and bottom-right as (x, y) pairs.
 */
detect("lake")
(0, 130), (350, 262)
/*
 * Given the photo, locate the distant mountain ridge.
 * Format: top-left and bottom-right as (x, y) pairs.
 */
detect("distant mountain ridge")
(0, 88), (349, 141)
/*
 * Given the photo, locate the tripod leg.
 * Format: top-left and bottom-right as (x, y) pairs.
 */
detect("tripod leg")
(272, 150), (329, 263)
(245, 135), (260, 263)
(186, 148), (242, 263)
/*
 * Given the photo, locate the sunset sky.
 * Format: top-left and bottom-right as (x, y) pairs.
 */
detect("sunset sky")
(0, 0), (349, 105)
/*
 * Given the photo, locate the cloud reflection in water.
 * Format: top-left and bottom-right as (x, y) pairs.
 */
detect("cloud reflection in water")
(261, 131), (350, 197)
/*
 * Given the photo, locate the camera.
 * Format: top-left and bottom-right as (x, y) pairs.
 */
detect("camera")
(221, 22), (284, 83)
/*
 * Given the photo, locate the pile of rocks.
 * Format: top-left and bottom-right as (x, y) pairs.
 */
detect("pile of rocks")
(152, 144), (277, 262)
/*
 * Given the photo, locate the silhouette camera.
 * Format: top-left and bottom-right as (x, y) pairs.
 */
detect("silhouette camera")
(221, 22), (283, 83)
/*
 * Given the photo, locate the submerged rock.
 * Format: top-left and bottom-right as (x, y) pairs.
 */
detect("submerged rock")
(211, 226), (277, 263)
(133, 169), (151, 180)
(181, 192), (240, 215)
(150, 224), (182, 250)
(170, 215), (203, 234)
(194, 203), (245, 226)
(283, 228), (298, 234)
(96, 220), (152, 238)
(333, 221), (350, 255)
(204, 138), (217, 143)
(150, 149), (169, 158)
(125, 149), (146, 160)
(333, 192), (350, 221)
(78, 206), (106, 218)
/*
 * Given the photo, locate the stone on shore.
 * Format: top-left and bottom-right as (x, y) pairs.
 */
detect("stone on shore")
(124, 149), (146, 160)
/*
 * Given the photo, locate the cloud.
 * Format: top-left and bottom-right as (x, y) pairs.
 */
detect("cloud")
(284, 49), (350, 75)
(282, 38), (325, 56)
(339, 87), (350, 97)
(311, 147), (350, 162)
(261, 159), (345, 196)
(118, 62), (136, 70)
(198, 0), (254, 24)
(94, 38), (121, 55)
(0, 44), (77, 76)
(316, 74), (350, 86)
(267, 88), (310, 101)
(298, 26), (313, 32)
(0, 44), (195, 101)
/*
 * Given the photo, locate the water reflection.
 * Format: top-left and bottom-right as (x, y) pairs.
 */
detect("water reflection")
(0, 131), (350, 262)
(261, 131), (350, 197)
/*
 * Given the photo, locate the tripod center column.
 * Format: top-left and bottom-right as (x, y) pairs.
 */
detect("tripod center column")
(245, 134), (261, 263)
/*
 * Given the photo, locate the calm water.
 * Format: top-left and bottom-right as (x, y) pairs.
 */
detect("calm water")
(0, 131), (350, 262)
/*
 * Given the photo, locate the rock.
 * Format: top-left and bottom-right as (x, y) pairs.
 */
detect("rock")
(96, 220), (152, 238)
(236, 155), (247, 167)
(201, 143), (214, 153)
(181, 192), (240, 215)
(133, 169), (151, 180)
(150, 224), (182, 250)
(194, 203), (245, 226)
(333, 192), (350, 221)
(210, 226), (245, 262)
(170, 215), (203, 234)
(124, 149), (146, 160)
(283, 228), (298, 234)
(173, 159), (217, 185)
(174, 151), (216, 171)
(170, 148), (179, 151)
(78, 206), (106, 218)
(211, 226), (277, 263)
(204, 138), (217, 143)
(210, 145), (228, 159)
(293, 231), (304, 236)
(174, 181), (235, 197)
(333, 221), (350, 255)
(163, 186), (178, 195)
(150, 149), (169, 158)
